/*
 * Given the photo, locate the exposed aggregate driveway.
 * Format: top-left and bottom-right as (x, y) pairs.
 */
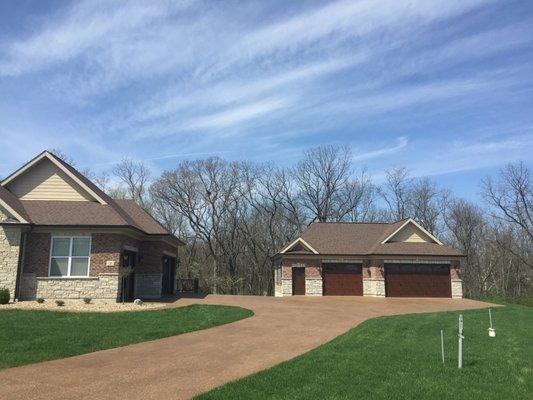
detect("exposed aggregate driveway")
(0, 295), (492, 399)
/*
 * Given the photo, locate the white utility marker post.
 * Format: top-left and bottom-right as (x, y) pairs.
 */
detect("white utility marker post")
(488, 308), (496, 337)
(441, 330), (445, 364)
(458, 314), (464, 369)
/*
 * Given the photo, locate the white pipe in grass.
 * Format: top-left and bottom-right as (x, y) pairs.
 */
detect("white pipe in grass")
(441, 329), (445, 364)
(488, 308), (496, 337)
(458, 314), (464, 369)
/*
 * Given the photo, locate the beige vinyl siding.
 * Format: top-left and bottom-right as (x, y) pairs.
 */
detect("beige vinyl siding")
(6, 159), (95, 202)
(388, 223), (434, 243)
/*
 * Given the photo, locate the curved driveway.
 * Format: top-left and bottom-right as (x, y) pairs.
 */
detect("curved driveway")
(0, 295), (491, 400)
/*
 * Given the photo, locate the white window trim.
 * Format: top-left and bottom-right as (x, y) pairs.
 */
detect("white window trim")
(48, 236), (92, 278)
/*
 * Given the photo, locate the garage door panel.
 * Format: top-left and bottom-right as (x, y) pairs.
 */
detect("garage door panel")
(323, 264), (362, 296)
(385, 264), (451, 297)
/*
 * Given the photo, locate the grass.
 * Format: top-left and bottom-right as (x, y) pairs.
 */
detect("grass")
(0, 304), (252, 369)
(198, 304), (532, 400)
(476, 296), (533, 308)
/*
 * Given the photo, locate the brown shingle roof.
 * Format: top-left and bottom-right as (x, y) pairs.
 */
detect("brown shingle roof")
(1, 151), (181, 243)
(0, 185), (30, 222)
(282, 221), (462, 257)
(113, 199), (170, 235)
(299, 221), (402, 255)
(20, 201), (127, 227)
(19, 199), (179, 240)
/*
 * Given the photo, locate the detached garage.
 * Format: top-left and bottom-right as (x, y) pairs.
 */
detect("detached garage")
(273, 219), (464, 298)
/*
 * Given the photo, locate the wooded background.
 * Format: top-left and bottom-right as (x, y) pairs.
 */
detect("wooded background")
(60, 146), (532, 299)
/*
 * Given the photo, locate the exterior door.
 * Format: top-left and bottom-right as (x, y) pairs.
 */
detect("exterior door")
(385, 264), (451, 297)
(162, 256), (176, 295)
(122, 250), (137, 301)
(292, 268), (306, 295)
(323, 264), (363, 296)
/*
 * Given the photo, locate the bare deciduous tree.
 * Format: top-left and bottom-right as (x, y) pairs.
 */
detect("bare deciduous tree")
(379, 167), (412, 222)
(483, 162), (533, 245)
(112, 158), (152, 209)
(295, 145), (353, 222)
(82, 145), (530, 299)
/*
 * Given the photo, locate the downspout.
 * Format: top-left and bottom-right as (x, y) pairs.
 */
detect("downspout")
(14, 227), (30, 301)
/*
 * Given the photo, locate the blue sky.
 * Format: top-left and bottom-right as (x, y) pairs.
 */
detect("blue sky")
(1, 0), (532, 199)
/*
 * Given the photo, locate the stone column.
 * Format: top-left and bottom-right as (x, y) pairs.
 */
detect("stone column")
(274, 266), (283, 297)
(281, 264), (292, 296)
(450, 260), (463, 298)
(305, 265), (322, 296)
(363, 259), (385, 297)
(0, 211), (22, 302)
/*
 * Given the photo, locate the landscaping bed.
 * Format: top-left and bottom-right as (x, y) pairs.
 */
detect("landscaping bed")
(0, 299), (167, 312)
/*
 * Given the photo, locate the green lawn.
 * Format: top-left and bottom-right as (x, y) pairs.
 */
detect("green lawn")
(0, 304), (252, 369)
(199, 304), (532, 400)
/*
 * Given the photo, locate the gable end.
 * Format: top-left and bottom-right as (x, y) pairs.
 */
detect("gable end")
(381, 219), (442, 245)
(5, 158), (96, 202)
(280, 237), (319, 254)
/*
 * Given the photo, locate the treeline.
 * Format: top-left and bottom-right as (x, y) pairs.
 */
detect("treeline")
(81, 146), (531, 298)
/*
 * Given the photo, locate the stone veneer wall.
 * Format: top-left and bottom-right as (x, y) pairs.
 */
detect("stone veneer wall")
(362, 259), (385, 297)
(134, 273), (162, 299)
(274, 265), (283, 297)
(451, 280), (463, 298)
(305, 265), (322, 296)
(0, 209), (22, 301)
(281, 265), (292, 296)
(19, 273), (119, 300)
(450, 260), (463, 298)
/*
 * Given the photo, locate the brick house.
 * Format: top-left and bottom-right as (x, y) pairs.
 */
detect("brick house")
(273, 220), (463, 298)
(0, 151), (183, 302)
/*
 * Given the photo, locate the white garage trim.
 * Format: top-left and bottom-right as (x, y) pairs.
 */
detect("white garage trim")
(280, 237), (319, 254)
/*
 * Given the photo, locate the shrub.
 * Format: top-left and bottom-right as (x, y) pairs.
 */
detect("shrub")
(55, 300), (65, 307)
(36, 298), (45, 304)
(83, 297), (91, 304)
(0, 288), (10, 304)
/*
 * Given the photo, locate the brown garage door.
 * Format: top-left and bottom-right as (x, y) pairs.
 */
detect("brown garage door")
(323, 264), (363, 296)
(385, 264), (451, 297)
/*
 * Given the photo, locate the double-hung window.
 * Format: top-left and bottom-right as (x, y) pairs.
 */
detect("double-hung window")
(49, 236), (91, 277)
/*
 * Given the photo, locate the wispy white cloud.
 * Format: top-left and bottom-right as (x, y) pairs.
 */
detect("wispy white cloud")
(352, 137), (408, 162)
(223, 0), (491, 69)
(0, 0), (532, 191)
(0, 1), (191, 76)
(182, 96), (290, 131)
(404, 133), (533, 178)
(130, 54), (367, 126)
